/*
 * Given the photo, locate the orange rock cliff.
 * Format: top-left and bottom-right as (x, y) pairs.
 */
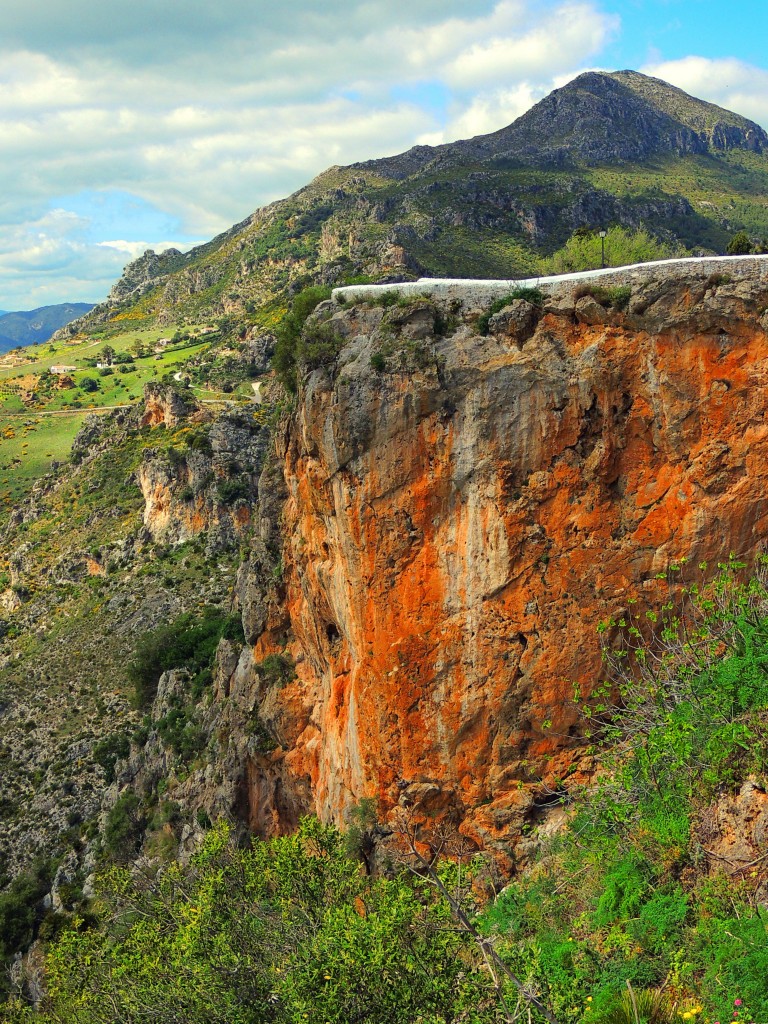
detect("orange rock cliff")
(197, 263), (768, 865)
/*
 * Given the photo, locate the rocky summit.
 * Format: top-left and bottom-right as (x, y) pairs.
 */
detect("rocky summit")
(5, 71), (768, 1020)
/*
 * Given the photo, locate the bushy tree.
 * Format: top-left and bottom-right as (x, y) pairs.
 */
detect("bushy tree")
(25, 820), (503, 1024)
(726, 230), (753, 255)
(272, 285), (333, 392)
(544, 226), (683, 274)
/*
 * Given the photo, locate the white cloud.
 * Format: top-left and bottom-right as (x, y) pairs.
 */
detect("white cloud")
(444, 2), (618, 89)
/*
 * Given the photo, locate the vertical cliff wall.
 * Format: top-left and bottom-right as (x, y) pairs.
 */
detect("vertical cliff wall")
(230, 268), (768, 863)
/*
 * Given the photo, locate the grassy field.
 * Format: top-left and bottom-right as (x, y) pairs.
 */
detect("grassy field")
(0, 326), (218, 508)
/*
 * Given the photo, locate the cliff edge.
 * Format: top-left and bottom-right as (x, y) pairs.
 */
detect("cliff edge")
(219, 260), (768, 866)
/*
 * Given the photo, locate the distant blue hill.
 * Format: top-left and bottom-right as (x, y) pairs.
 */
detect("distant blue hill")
(0, 303), (95, 352)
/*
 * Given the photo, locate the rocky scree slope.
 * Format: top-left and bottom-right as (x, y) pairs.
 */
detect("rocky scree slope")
(57, 71), (768, 338)
(0, 382), (270, 883)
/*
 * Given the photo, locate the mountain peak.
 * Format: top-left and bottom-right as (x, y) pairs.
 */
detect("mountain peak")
(356, 69), (768, 181)
(471, 69), (767, 168)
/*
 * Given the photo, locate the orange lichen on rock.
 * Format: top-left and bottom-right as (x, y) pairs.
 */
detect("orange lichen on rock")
(241, 271), (768, 862)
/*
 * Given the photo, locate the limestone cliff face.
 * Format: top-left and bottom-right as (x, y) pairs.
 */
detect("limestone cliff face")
(233, 266), (768, 863)
(136, 389), (269, 552)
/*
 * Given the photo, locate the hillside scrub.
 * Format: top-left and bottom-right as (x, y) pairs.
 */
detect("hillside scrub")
(4, 820), (505, 1024)
(479, 559), (768, 1020)
(272, 285), (332, 392)
(544, 226), (683, 274)
(128, 606), (244, 707)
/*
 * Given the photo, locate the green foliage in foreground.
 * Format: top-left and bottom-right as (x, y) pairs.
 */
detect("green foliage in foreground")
(5, 819), (502, 1024)
(480, 558), (768, 1021)
(543, 226), (683, 274)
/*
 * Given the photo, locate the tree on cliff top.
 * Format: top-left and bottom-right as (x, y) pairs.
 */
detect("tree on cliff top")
(726, 230), (753, 255)
(544, 226), (682, 274)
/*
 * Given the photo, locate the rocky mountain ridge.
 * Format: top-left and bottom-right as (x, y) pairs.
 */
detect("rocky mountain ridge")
(0, 303), (94, 351)
(358, 70), (768, 179)
(55, 71), (768, 339)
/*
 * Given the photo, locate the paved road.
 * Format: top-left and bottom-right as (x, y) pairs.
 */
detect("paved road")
(2, 405), (132, 418)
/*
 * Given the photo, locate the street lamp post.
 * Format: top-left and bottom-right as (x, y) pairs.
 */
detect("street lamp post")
(599, 230), (607, 269)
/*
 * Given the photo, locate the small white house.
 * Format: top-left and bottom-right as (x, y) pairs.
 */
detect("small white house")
(50, 365), (78, 374)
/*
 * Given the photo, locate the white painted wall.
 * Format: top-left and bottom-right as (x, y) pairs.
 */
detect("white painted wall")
(332, 254), (768, 308)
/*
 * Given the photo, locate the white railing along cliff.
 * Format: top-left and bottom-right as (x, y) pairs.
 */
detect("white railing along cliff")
(332, 254), (768, 307)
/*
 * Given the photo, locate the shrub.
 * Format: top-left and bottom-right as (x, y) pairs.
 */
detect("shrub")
(545, 226), (682, 273)
(30, 819), (502, 1023)
(79, 376), (99, 393)
(215, 478), (249, 504)
(726, 230), (753, 255)
(297, 320), (344, 370)
(477, 287), (544, 335)
(155, 708), (205, 759)
(273, 285), (333, 391)
(92, 732), (130, 784)
(128, 607), (243, 707)
(103, 790), (145, 861)
(576, 284), (632, 309)
(185, 428), (213, 456)
(0, 859), (54, 996)
(254, 651), (296, 687)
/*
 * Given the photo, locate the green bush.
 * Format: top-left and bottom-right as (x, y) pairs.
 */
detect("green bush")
(0, 859), (54, 997)
(254, 651), (296, 687)
(577, 284), (632, 309)
(92, 732), (130, 784)
(28, 819), (502, 1024)
(155, 708), (205, 759)
(545, 226), (682, 273)
(215, 478), (249, 504)
(185, 428), (213, 456)
(297, 319), (344, 370)
(726, 230), (753, 255)
(273, 285), (333, 392)
(103, 791), (145, 862)
(128, 607), (243, 707)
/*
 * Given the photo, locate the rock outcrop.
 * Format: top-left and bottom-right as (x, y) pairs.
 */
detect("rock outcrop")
(226, 265), (768, 865)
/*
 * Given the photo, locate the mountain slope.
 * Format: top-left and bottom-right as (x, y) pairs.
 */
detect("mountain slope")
(53, 71), (768, 341)
(0, 302), (94, 351)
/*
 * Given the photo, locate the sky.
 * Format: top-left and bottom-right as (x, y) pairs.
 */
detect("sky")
(2, 0), (768, 311)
